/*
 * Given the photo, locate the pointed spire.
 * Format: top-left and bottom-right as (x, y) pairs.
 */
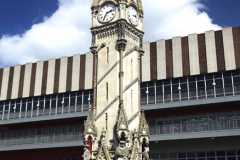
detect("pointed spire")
(91, 0), (100, 11)
(138, 108), (150, 143)
(137, 0), (143, 12)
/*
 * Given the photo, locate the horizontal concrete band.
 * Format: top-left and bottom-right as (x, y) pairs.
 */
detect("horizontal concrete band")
(141, 27), (240, 82)
(0, 53), (93, 101)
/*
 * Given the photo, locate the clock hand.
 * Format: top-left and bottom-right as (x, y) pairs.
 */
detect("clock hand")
(103, 10), (113, 21)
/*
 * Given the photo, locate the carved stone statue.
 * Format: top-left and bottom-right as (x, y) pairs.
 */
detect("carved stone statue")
(83, 146), (91, 160)
(115, 141), (129, 160)
(142, 147), (150, 160)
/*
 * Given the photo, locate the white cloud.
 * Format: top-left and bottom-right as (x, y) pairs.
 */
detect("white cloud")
(0, 0), (222, 68)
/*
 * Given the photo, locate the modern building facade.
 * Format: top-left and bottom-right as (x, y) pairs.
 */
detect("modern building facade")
(1, 0), (240, 160)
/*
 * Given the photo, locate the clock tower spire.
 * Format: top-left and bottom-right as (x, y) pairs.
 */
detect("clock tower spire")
(83, 0), (149, 160)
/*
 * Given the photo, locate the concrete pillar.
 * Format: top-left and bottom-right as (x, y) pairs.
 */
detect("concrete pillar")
(58, 56), (68, 93)
(172, 36), (183, 78)
(11, 65), (21, 99)
(22, 63), (32, 98)
(142, 42), (151, 82)
(0, 67), (10, 101)
(46, 59), (56, 95)
(34, 61), (44, 96)
(156, 39), (166, 80)
(188, 33), (200, 75)
(222, 27), (236, 70)
(205, 30), (218, 73)
(71, 54), (81, 91)
(85, 52), (94, 90)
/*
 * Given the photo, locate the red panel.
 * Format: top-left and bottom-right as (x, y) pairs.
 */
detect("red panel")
(5, 118), (85, 131)
(0, 147), (83, 160)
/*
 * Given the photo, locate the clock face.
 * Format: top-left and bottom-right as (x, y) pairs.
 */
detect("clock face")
(128, 6), (139, 25)
(99, 4), (116, 23)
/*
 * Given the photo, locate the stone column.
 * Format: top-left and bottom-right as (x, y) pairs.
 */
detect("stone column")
(138, 47), (144, 109)
(117, 39), (127, 101)
(90, 45), (98, 108)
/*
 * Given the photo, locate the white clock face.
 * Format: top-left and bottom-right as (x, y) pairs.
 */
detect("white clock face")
(99, 4), (116, 22)
(128, 6), (139, 25)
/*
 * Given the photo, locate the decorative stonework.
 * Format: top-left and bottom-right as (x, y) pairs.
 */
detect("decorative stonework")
(117, 39), (128, 51)
(91, 19), (144, 45)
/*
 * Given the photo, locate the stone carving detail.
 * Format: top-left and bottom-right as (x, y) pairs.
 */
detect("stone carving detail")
(117, 39), (127, 51)
(115, 141), (129, 160)
(119, 4), (126, 11)
(82, 105), (97, 148)
(83, 145), (92, 160)
(96, 129), (111, 160)
(116, 102), (130, 142)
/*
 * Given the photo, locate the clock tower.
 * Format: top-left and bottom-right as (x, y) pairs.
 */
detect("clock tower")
(83, 0), (150, 160)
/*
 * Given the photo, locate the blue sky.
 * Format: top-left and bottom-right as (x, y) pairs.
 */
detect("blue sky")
(0, 0), (239, 68)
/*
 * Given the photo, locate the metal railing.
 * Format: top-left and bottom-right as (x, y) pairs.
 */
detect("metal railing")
(0, 133), (82, 146)
(141, 85), (239, 105)
(149, 119), (240, 135)
(0, 105), (88, 121)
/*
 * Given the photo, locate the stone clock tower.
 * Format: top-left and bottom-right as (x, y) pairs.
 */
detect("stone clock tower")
(83, 0), (150, 160)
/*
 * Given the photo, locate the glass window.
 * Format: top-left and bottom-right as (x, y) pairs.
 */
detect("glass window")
(227, 150), (236, 156)
(215, 79), (223, 86)
(46, 95), (51, 100)
(157, 118), (164, 125)
(164, 86), (171, 93)
(197, 152), (206, 157)
(189, 82), (196, 90)
(163, 80), (170, 85)
(156, 80), (162, 86)
(206, 80), (213, 88)
(148, 119), (155, 125)
(182, 116), (190, 123)
(180, 83), (187, 90)
(148, 81), (155, 87)
(16, 104), (20, 111)
(216, 151), (225, 157)
(58, 93), (63, 99)
(148, 87), (155, 95)
(70, 97), (76, 105)
(151, 154), (159, 159)
(178, 153), (186, 158)
(165, 118), (172, 125)
(156, 86), (162, 94)
(223, 71), (231, 78)
(173, 117), (181, 124)
(188, 76), (195, 82)
(224, 77), (232, 85)
(206, 151), (215, 157)
(232, 70), (240, 76)
(209, 114), (217, 121)
(214, 72), (222, 79)
(187, 152), (196, 158)
(180, 77), (187, 83)
(196, 75), (204, 81)
(160, 153), (168, 159)
(197, 81), (205, 89)
(218, 113), (226, 120)
(0, 105), (3, 112)
(233, 77), (240, 84)
(206, 74), (213, 80)
(21, 102), (26, 111)
(172, 84), (179, 92)
(172, 78), (179, 84)
(141, 82), (147, 88)
(51, 100), (56, 107)
(71, 92), (76, 97)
